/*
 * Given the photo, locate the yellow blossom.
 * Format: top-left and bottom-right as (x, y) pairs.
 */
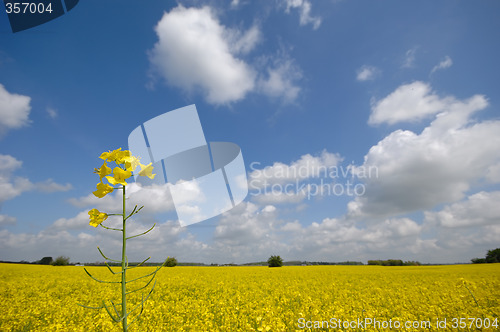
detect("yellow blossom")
(93, 182), (114, 198)
(99, 148), (130, 164)
(93, 162), (112, 181)
(138, 162), (156, 179)
(88, 208), (108, 227)
(106, 167), (132, 186)
(99, 148), (121, 162)
(123, 155), (141, 172)
(114, 150), (131, 165)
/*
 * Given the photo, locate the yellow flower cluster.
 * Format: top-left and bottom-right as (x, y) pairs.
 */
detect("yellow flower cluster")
(1, 263), (499, 331)
(89, 148), (156, 227)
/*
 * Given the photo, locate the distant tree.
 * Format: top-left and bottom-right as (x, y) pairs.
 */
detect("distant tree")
(267, 255), (283, 267)
(52, 256), (70, 266)
(471, 258), (487, 264)
(403, 261), (421, 266)
(486, 248), (500, 263)
(164, 257), (178, 267)
(39, 256), (53, 265)
(367, 260), (382, 265)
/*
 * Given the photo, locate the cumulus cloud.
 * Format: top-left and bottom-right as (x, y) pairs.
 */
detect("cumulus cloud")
(0, 155), (30, 203)
(36, 179), (72, 193)
(0, 154), (73, 206)
(68, 183), (175, 215)
(0, 214), (16, 226)
(3, 191), (497, 264)
(368, 81), (487, 125)
(424, 191), (500, 228)
(209, 207), (497, 263)
(148, 5), (306, 104)
(0, 154), (22, 174)
(0, 84), (31, 137)
(431, 55), (453, 74)
(249, 150), (342, 185)
(486, 163), (500, 183)
(248, 150), (342, 204)
(356, 65), (379, 81)
(148, 6), (257, 105)
(0, 218), (187, 263)
(282, 0), (321, 29)
(349, 84), (500, 218)
(50, 211), (90, 230)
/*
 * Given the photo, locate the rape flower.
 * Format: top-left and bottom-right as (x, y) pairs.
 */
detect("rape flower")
(88, 208), (108, 227)
(123, 155), (141, 172)
(99, 148), (121, 162)
(93, 182), (114, 198)
(106, 167), (132, 186)
(93, 162), (112, 181)
(99, 148), (130, 164)
(138, 162), (156, 179)
(114, 150), (131, 165)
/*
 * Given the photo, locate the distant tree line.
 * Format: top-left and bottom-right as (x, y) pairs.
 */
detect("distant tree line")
(471, 248), (500, 264)
(304, 261), (364, 266)
(367, 259), (421, 266)
(26, 256), (71, 266)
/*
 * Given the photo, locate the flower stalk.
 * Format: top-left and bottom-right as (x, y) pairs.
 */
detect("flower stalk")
(79, 148), (166, 331)
(121, 184), (127, 331)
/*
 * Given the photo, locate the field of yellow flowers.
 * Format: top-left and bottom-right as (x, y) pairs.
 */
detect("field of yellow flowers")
(0, 263), (498, 331)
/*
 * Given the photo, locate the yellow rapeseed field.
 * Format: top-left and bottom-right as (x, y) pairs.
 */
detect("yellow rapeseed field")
(0, 263), (498, 331)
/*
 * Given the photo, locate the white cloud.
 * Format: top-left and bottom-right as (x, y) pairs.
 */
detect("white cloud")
(68, 183), (175, 215)
(249, 150), (342, 185)
(356, 66), (379, 81)
(402, 47), (417, 68)
(248, 150), (342, 204)
(148, 5), (306, 105)
(50, 211), (90, 230)
(486, 162), (500, 183)
(424, 191), (500, 228)
(0, 154), (22, 174)
(226, 24), (261, 55)
(36, 179), (72, 192)
(0, 84), (31, 137)
(262, 205), (276, 213)
(257, 56), (302, 103)
(2, 193), (497, 264)
(431, 55), (453, 74)
(0, 218), (187, 263)
(369, 81), (487, 125)
(0, 214), (16, 226)
(350, 84), (500, 218)
(0, 154), (30, 203)
(0, 154), (73, 205)
(148, 6), (257, 105)
(283, 0), (321, 29)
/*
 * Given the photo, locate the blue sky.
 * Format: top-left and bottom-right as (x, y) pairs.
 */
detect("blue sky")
(1, 0), (499, 264)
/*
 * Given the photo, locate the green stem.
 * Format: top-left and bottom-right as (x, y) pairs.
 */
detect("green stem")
(121, 184), (127, 332)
